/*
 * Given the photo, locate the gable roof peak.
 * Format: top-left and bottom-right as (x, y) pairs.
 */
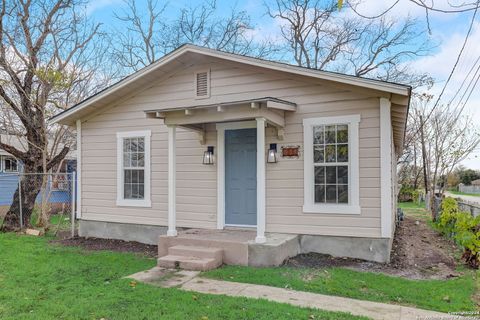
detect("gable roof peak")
(50, 44), (410, 126)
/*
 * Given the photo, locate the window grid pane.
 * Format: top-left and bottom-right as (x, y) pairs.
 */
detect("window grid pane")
(312, 124), (349, 205)
(123, 137), (146, 200)
(4, 158), (18, 172)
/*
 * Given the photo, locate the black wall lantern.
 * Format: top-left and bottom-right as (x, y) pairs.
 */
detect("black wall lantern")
(267, 143), (278, 163)
(203, 146), (215, 165)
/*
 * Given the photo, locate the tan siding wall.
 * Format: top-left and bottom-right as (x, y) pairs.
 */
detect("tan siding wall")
(80, 57), (383, 238)
(265, 99), (381, 237)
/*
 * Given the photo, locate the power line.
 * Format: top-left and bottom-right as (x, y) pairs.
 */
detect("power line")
(405, 3), (479, 145)
(427, 3), (478, 118)
(346, 0), (400, 19)
(459, 66), (480, 111)
(448, 55), (480, 107)
(408, 0), (480, 14)
(346, 0), (480, 19)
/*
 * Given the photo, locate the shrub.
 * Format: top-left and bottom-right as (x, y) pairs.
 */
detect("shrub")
(455, 212), (480, 268)
(437, 197), (480, 269)
(399, 186), (421, 203)
(437, 197), (459, 236)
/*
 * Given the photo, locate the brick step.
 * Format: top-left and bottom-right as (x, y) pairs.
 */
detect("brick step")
(157, 255), (222, 271)
(168, 245), (223, 260)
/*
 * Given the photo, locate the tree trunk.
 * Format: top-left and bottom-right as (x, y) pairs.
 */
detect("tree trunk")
(413, 144), (418, 190)
(1, 173), (43, 231)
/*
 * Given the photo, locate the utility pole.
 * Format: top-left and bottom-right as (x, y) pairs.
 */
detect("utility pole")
(413, 143), (418, 190)
(419, 115), (432, 217)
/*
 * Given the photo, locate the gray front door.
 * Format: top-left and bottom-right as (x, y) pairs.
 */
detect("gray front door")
(225, 128), (257, 226)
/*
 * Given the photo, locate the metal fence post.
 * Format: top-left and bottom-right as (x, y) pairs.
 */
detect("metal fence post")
(71, 171), (76, 238)
(18, 174), (23, 229)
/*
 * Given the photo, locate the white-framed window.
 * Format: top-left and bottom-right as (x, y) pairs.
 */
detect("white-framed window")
(303, 115), (360, 214)
(116, 130), (151, 207)
(4, 156), (19, 172)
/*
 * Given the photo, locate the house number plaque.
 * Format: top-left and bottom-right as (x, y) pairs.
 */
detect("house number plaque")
(281, 145), (301, 159)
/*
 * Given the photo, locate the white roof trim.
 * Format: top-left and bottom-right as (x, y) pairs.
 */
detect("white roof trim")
(144, 97), (296, 116)
(188, 46), (410, 95)
(50, 44), (410, 124)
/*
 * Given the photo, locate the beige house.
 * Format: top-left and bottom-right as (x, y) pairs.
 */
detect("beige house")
(51, 44), (410, 264)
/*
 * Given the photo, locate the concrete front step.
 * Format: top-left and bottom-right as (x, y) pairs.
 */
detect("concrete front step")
(168, 245), (223, 260)
(158, 230), (254, 265)
(159, 230), (301, 266)
(157, 255), (222, 271)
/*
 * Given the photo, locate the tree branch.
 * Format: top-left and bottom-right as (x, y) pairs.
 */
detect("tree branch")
(0, 139), (26, 160)
(47, 145), (69, 170)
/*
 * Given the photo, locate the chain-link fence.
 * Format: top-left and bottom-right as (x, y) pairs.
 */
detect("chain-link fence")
(459, 184), (480, 194)
(0, 172), (76, 236)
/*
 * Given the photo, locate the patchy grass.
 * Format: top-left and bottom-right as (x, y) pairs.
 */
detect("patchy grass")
(398, 201), (426, 213)
(398, 201), (425, 210)
(48, 214), (71, 232)
(28, 210), (72, 234)
(398, 201), (432, 221)
(0, 233), (367, 320)
(203, 265), (477, 313)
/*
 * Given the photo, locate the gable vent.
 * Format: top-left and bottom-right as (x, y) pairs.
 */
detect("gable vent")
(195, 70), (210, 98)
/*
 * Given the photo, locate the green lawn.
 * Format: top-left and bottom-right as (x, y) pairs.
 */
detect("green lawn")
(0, 233), (366, 320)
(203, 266), (476, 313)
(398, 201), (426, 210)
(203, 201), (478, 313)
(398, 201), (430, 220)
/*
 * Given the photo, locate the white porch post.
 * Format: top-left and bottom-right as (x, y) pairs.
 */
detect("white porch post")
(216, 126), (225, 229)
(167, 125), (177, 236)
(256, 117), (267, 243)
(75, 120), (82, 219)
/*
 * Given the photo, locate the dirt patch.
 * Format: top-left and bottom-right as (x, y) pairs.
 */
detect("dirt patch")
(52, 237), (158, 258)
(285, 216), (460, 280)
(388, 215), (459, 279)
(55, 230), (75, 240)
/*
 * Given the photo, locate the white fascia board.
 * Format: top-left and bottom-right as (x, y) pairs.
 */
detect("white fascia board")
(51, 47), (189, 124)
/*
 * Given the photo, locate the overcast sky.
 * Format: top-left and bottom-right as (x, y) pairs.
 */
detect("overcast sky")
(87, 0), (480, 169)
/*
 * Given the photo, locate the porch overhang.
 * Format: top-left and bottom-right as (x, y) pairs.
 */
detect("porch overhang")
(144, 97), (296, 130)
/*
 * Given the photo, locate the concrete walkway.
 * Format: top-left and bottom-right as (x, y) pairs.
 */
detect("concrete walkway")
(181, 278), (450, 320)
(128, 267), (451, 320)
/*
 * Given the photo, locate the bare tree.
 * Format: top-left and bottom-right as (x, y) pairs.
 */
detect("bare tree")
(111, 0), (278, 74)
(400, 95), (480, 214)
(266, 0), (360, 69)
(265, 0), (433, 88)
(0, 0), (111, 230)
(347, 17), (430, 80)
(426, 105), (480, 195)
(112, 0), (169, 71)
(173, 1), (273, 57)
(346, 0), (480, 33)
(398, 102), (426, 191)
